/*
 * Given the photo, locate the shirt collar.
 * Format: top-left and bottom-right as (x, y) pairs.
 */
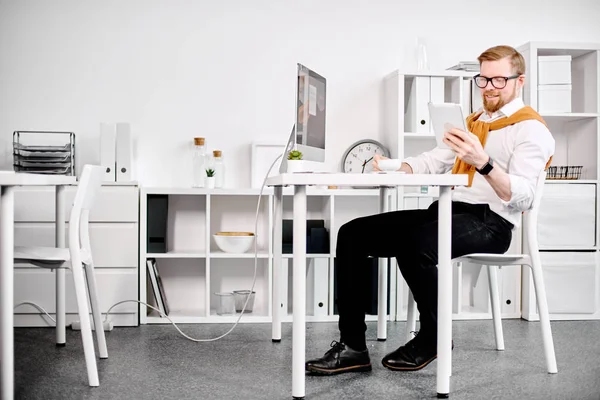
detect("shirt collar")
(478, 97), (525, 121)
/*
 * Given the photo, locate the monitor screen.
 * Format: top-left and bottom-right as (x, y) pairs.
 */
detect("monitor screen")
(295, 64), (326, 161)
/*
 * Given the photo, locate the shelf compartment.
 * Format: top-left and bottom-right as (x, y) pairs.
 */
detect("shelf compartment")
(145, 258), (206, 319)
(209, 194), (270, 254)
(209, 258), (269, 317)
(545, 117), (598, 180)
(146, 194), (208, 254)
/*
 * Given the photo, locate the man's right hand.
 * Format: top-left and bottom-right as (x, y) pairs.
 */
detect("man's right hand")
(373, 154), (413, 173)
(373, 154), (387, 171)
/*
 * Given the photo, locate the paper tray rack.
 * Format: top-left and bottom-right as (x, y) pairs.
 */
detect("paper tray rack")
(13, 131), (76, 176)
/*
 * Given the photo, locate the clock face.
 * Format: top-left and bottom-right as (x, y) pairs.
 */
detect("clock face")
(342, 140), (390, 173)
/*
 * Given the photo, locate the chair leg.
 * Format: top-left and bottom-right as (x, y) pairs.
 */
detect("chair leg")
(70, 258), (100, 386)
(55, 268), (66, 346)
(528, 258), (558, 373)
(84, 262), (108, 359)
(405, 290), (417, 343)
(486, 265), (505, 351)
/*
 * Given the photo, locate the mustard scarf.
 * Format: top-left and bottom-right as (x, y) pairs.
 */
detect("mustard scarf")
(451, 106), (553, 186)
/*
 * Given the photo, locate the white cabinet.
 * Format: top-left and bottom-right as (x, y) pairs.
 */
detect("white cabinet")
(13, 183), (139, 327)
(518, 41), (600, 321)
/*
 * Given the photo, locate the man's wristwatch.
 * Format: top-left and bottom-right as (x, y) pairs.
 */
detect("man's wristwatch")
(476, 157), (494, 175)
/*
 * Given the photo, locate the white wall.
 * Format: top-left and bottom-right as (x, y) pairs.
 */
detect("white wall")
(1, 0), (600, 187)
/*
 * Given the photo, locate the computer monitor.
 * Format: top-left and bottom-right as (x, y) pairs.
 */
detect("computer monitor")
(279, 64), (328, 174)
(295, 63), (326, 162)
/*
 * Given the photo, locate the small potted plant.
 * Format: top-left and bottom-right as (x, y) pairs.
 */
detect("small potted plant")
(286, 150), (305, 173)
(205, 168), (216, 188)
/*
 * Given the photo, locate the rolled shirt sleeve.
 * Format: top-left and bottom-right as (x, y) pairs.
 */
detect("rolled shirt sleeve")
(500, 120), (555, 212)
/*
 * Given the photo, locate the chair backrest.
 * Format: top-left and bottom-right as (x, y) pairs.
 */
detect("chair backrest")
(523, 169), (547, 253)
(73, 164), (105, 212)
(68, 165), (105, 256)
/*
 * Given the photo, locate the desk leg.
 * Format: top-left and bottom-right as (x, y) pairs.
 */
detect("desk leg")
(55, 186), (66, 346)
(377, 187), (389, 341)
(1, 186), (15, 400)
(272, 186), (283, 342)
(292, 185), (306, 399)
(437, 186), (452, 398)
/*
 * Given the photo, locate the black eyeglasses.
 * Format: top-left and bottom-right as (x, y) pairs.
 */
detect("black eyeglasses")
(473, 74), (520, 89)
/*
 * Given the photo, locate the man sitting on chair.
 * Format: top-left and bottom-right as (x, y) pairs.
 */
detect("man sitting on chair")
(305, 44), (555, 375)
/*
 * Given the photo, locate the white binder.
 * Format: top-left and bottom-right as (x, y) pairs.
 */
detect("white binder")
(99, 123), (116, 182)
(404, 76), (447, 134)
(405, 76), (431, 134)
(116, 123), (133, 182)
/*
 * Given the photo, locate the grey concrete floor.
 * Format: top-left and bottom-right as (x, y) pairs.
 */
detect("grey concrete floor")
(13, 319), (600, 399)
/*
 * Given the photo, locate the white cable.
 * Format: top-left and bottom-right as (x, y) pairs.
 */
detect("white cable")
(102, 153), (284, 342)
(14, 301), (56, 324)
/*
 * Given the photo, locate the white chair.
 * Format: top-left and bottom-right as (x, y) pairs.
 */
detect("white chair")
(14, 165), (107, 386)
(404, 170), (558, 374)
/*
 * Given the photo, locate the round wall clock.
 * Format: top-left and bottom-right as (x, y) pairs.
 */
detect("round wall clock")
(341, 139), (391, 173)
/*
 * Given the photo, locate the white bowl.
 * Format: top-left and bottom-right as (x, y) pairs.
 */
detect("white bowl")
(213, 232), (255, 253)
(377, 158), (403, 172)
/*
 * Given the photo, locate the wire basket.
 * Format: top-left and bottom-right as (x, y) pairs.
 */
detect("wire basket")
(546, 165), (582, 180)
(13, 131), (76, 176)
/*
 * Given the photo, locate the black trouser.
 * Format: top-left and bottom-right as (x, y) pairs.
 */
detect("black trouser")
(335, 200), (514, 350)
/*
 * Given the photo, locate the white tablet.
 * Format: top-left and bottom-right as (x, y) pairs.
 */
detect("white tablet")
(427, 102), (468, 150)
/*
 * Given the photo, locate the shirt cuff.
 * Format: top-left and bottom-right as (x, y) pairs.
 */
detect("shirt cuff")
(403, 157), (421, 174)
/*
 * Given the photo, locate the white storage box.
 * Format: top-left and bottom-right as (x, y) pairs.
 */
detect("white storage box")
(537, 183), (595, 247)
(540, 251), (598, 314)
(538, 55), (572, 85)
(538, 84), (571, 113)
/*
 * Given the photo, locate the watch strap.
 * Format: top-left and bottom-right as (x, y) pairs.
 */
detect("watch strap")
(476, 158), (494, 175)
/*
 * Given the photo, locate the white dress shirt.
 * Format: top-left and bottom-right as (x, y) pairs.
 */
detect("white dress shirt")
(403, 97), (555, 228)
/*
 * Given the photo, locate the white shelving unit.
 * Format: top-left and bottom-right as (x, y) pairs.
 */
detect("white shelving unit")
(383, 69), (524, 321)
(139, 187), (398, 324)
(517, 41), (600, 321)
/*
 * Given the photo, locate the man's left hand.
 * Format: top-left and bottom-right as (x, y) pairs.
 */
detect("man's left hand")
(443, 128), (489, 169)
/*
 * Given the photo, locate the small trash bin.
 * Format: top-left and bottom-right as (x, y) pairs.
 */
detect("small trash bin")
(215, 292), (235, 315)
(233, 290), (256, 313)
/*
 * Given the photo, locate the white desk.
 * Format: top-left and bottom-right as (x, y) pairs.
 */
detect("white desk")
(0, 172), (76, 400)
(266, 172), (468, 399)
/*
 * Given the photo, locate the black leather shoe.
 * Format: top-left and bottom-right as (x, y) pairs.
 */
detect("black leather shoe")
(382, 336), (453, 371)
(305, 341), (372, 375)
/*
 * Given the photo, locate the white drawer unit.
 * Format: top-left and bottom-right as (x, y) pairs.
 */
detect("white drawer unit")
(541, 251), (598, 315)
(13, 183), (140, 327)
(523, 251), (600, 321)
(537, 183), (596, 249)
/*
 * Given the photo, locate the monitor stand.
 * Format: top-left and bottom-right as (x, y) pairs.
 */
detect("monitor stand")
(278, 125), (329, 174)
